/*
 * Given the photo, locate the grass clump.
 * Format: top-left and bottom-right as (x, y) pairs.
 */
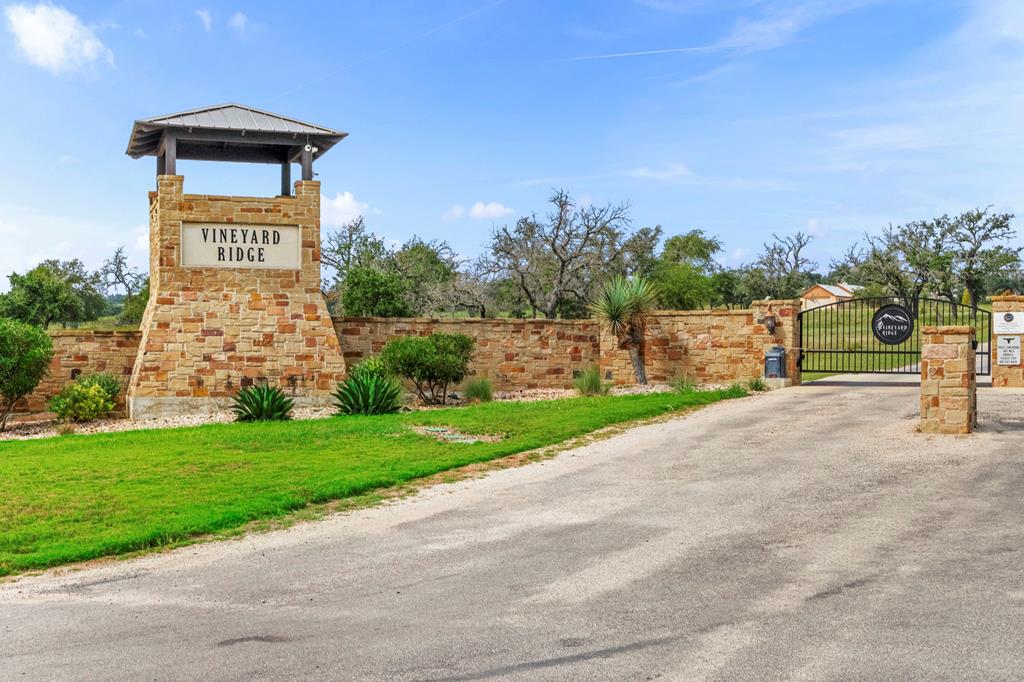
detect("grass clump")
(746, 377), (769, 392)
(463, 377), (493, 403)
(574, 365), (609, 396)
(669, 373), (698, 393)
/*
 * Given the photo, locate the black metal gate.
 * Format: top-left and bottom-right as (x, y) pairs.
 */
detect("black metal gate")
(798, 296), (991, 376)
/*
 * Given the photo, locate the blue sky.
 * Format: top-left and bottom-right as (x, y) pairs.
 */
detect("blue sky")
(1, 0), (1023, 288)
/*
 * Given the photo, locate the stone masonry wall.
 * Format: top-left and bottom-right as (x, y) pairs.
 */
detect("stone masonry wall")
(127, 175), (346, 418)
(17, 303), (799, 418)
(599, 300), (802, 387)
(992, 295), (1024, 388)
(335, 317), (600, 391)
(920, 325), (977, 434)
(15, 331), (141, 416)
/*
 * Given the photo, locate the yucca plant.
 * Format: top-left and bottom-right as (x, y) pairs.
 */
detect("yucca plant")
(333, 373), (404, 415)
(231, 384), (294, 422)
(590, 276), (659, 385)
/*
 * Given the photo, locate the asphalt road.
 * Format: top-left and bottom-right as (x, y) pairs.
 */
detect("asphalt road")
(3, 377), (1024, 681)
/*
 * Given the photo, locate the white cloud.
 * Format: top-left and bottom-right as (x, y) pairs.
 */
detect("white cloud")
(321, 192), (375, 227)
(195, 9), (212, 32)
(469, 201), (515, 219)
(57, 154), (78, 164)
(722, 0), (885, 52)
(133, 224), (149, 254)
(0, 204), (138, 293)
(634, 0), (761, 12)
(228, 11), (247, 35)
(4, 3), (113, 74)
(626, 162), (695, 181)
(442, 202), (515, 221)
(441, 204), (466, 221)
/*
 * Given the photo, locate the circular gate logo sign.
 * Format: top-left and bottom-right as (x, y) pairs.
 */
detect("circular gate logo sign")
(872, 304), (915, 345)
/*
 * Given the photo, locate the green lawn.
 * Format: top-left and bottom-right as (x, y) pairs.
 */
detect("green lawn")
(0, 387), (745, 576)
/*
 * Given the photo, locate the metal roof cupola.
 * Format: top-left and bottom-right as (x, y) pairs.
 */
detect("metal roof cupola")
(125, 103), (348, 196)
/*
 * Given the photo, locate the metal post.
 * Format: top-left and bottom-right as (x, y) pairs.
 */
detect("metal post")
(300, 147), (313, 181)
(280, 162), (291, 196)
(163, 133), (176, 175)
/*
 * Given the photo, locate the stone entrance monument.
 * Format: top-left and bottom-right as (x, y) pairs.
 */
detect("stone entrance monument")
(124, 104), (348, 419)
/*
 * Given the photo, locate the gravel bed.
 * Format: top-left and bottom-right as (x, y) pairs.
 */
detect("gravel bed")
(0, 407), (335, 442)
(0, 383), (730, 442)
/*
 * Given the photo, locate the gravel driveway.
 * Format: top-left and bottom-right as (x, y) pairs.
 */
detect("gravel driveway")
(3, 377), (1024, 680)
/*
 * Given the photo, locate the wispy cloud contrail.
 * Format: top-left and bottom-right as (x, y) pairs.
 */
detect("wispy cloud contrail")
(554, 43), (743, 62)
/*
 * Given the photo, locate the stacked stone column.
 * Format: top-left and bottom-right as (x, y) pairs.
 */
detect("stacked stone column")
(127, 175), (346, 419)
(920, 325), (977, 434)
(992, 295), (1024, 388)
(752, 299), (802, 387)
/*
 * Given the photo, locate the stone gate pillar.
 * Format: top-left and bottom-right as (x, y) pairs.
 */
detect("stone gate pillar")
(992, 295), (1024, 388)
(753, 299), (801, 387)
(920, 326), (976, 434)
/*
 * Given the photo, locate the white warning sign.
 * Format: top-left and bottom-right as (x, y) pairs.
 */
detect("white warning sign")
(997, 335), (1021, 366)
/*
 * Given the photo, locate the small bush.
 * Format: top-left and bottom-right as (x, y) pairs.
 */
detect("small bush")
(669, 373), (698, 393)
(56, 422), (76, 436)
(49, 383), (115, 423)
(231, 384), (294, 422)
(574, 366), (609, 396)
(333, 373), (404, 415)
(747, 377), (769, 392)
(349, 356), (390, 381)
(78, 372), (121, 403)
(0, 317), (54, 431)
(463, 377), (493, 403)
(381, 333), (475, 404)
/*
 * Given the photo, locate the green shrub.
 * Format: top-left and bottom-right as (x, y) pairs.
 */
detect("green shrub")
(746, 377), (769, 392)
(380, 333), (475, 404)
(0, 317), (54, 431)
(333, 373), (404, 415)
(669, 373), (698, 393)
(574, 366), (609, 396)
(78, 372), (121, 403)
(49, 383), (114, 423)
(349, 356), (390, 381)
(231, 384), (294, 422)
(463, 377), (493, 403)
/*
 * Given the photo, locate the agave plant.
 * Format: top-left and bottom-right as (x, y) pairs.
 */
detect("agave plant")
(333, 372), (404, 415)
(590, 276), (659, 385)
(231, 384), (294, 422)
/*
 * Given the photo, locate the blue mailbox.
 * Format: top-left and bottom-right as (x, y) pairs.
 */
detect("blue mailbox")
(764, 346), (786, 378)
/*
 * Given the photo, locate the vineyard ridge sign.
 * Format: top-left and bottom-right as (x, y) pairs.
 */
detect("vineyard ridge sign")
(872, 304), (915, 345)
(181, 222), (301, 269)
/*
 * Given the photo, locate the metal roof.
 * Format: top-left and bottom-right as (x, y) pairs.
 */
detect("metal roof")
(804, 283), (855, 298)
(126, 103), (347, 162)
